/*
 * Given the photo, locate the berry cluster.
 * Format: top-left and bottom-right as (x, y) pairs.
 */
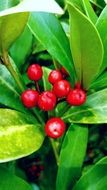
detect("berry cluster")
(21, 64), (86, 138)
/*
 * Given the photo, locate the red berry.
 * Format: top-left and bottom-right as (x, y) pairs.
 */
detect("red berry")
(53, 80), (70, 98)
(61, 67), (69, 76)
(67, 88), (86, 106)
(48, 70), (63, 84)
(27, 64), (43, 81)
(21, 89), (39, 108)
(75, 82), (81, 89)
(38, 91), (56, 111)
(45, 117), (66, 138)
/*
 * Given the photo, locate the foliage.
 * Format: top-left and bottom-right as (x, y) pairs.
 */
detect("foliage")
(0, 0), (107, 190)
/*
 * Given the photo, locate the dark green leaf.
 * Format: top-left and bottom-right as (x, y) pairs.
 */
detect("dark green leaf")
(28, 12), (76, 84)
(67, 1), (103, 89)
(55, 101), (69, 117)
(0, 109), (44, 162)
(96, 5), (107, 72)
(73, 156), (107, 190)
(56, 124), (88, 190)
(62, 89), (107, 124)
(10, 26), (33, 70)
(0, 12), (29, 53)
(0, 64), (29, 114)
(0, 166), (32, 190)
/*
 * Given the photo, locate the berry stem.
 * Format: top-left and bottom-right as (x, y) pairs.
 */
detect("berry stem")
(32, 108), (44, 125)
(49, 138), (59, 165)
(2, 51), (25, 92)
(35, 81), (40, 93)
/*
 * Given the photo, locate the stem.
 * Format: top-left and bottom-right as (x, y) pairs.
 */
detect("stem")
(35, 81), (40, 93)
(33, 109), (59, 165)
(2, 51), (25, 92)
(50, 138), (59, 165)
(32, 108), (44, 125)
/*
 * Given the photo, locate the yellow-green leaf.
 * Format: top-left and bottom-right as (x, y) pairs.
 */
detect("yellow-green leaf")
(0, 109), (44, 162)
(0, 12), (29, 53)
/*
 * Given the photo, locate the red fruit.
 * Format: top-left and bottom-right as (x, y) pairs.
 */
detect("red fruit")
(75, 82), (81, 89)
(38, 91), (56, 111)
(48, 70), (63, 84)
(27, 64), (43, 81)
(45, 117), (66, 138)
(67, 88), (86, 106)
(53, 80), (70, 98)
(21, 89), (39, 108)
(61, 67), (69, 76)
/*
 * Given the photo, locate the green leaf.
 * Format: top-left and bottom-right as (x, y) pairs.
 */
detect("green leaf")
(67, 0), (84, 11)
(62, 89), (107, 124)
(0, 166), (32, 190)
(56, 124), (88, 190)
(0, 64), (29, 114)
(55, 101), (69, 117)
(10, 26), (33, 70)
(67, 1), (103, 89)
(81, 0), (97, 24)
(96, 5), (107, 72)
(43, 67), (52, 91)
(0, 109), (44, 162)
(0, 12), (29, 53)
(90, 71), (107, 90)
(28, 12), (76, 84)
(68, 0), (97, 23)
(73, 156), (107, 190)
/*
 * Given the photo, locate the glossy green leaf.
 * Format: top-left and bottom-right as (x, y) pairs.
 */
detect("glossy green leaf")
(62, 89), (107, 124)
(10, 26), (33, 70)
(0, 166), (32, 190)
(96, 5), (107, 72)
(0, 12), (29, 53)
(43, 67), (52, 91)
(67, 0), (84, 11)
(81, 0), (97, 23)
(0, 64), (29, 114)
(90, 71), (107, 90)
(56, 124), (88, 190)
(67, 1), (103, 89)
(28, 12), (76, 84)
(55, 101), (69, 117)
(73, 156), (107, 190)
(0, 109), (44, 162)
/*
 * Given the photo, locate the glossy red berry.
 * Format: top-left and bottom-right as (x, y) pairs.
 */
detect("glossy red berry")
(67, 88), (86, 106)
(45, 117), (66, 138)
(38, 91), (56, 111)
(21, 89), (39, 108)
(48, 70), (63, 84)
(53, 80), (70, 98)
(27, 64), (43, 81)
